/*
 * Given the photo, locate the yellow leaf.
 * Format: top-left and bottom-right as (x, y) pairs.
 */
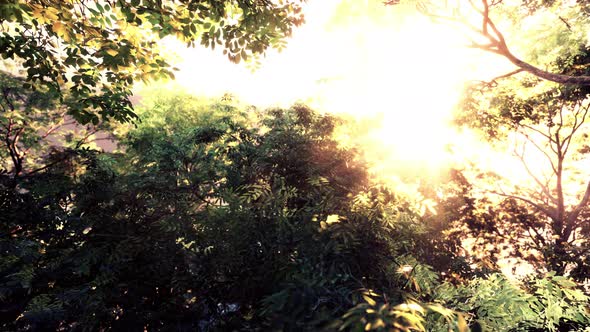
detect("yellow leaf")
(372, 318), (385, 329)
(413, 279), (421, 292)
(31, 7), (49, 24)
(32, 7), (43, 19)
(45, 7), (59, 21)
(105, 49), (118, 57)
(362, 294), (376, 306)
(457, 313), (469, 332)
(52, 21), (67, 38)
(406, 302), (424, 313)
(326, 214), (340, 224)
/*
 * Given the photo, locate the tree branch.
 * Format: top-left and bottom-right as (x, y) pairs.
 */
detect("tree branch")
(472, 68), (525, 87)
(562, 101), (590, 157)
(566, 180), (590, 231)
(518, 130), (558, 175)
(476, 0), (590, 85)
(402, 0), (590, 85)
(489, 189), (556, 220)
(513, 141), (557, 204)
(24, 154), (71, 177)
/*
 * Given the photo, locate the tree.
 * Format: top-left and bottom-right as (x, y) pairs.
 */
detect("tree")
(0, 71), (110, 188)
(390, 0), (590, 86)
(0, 0), (305, 123)
(455, 67), (590, 280)
(0, 93), (420, 330)
(3, 90), (590, 331)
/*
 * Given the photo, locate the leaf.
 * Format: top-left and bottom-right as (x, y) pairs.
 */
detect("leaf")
(554, 277), (576, 288)
(457, 313), (469, 332)
(44, 7), (59, 21)
(51, 21), (66, 36)
(363, 294), (377, 306)
(372, 318), (385, 329)
(427, 304), (454, 319)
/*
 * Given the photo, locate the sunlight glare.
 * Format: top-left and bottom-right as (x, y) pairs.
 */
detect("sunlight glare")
(163, 0), (516, 184)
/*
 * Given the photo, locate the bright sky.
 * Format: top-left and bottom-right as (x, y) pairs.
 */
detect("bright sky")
(155, 0), (521, 183)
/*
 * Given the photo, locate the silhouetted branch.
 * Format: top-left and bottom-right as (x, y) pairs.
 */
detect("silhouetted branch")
(513, 142), (557, 204)
(518, 130), (558, 175)
(489, 189), (556, 220)
(566, 181), (590, 229)
(396, 0), (590, 85)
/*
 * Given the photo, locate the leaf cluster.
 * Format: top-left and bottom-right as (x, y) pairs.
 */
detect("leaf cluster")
(0, 0), (305, 123)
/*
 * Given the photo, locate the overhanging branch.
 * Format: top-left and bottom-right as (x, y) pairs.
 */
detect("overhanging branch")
(567, 180), (590, 226)
(489, 189), (556, 220)
(391, 0), (590, 86)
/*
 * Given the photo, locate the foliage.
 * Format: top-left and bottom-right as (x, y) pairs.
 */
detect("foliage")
(332, 268), (590, 331)
(0, 0), (305, 123)
(2, 91), (590, 331)
(0, 94), (435, 330)
(435, 272), (590, 331)
(0, 70), (110, 188)
(450, 42), (590, 279)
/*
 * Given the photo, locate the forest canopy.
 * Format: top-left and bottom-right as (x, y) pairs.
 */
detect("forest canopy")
(3, 0), (590, 331)
(2, 90), (590, 331)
